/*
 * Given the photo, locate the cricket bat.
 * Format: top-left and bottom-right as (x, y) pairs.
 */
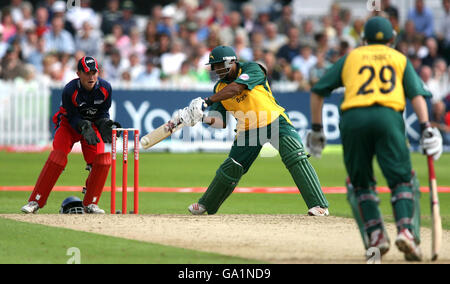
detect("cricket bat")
(427, 155), (442, 261)
(140, 120), (184, 149)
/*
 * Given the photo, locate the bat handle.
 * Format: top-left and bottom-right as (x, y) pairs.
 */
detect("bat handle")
(427, 155), (436, 180)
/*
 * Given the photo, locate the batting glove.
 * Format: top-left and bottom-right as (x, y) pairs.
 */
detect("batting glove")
(420, 122), (443, 160)
(306, 124), (326, 158)
(172, 107), (194, 126)
(188, 97), (207, 125)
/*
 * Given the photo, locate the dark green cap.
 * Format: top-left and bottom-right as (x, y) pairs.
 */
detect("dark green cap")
(206, 46), (237, 65)
(363, 16), (394, 43)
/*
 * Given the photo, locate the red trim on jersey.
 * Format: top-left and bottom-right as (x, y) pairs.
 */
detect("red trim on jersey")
(71, 90), (79, 107)
(99, 86), (109, 101)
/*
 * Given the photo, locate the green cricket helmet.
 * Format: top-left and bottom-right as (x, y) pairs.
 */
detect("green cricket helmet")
(206, 46), (238, 78)
(363, 16), (395, 43)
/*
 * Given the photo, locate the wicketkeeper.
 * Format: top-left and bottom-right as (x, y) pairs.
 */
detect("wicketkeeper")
(21, 56), (121, 214)
(308, 17), (443, 261)
(172, 46), (329, 216)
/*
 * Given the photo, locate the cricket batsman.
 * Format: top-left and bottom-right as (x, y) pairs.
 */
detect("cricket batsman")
(21, 56), (121, 214)
(308, 17), (443, 261)
(172, 45), (329, 216)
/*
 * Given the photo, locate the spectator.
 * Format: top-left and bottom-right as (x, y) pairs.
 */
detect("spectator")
(75, 21), (101, 59)
(262, 22), (287, 53)
(292, 68), (310, 91)
(156, 32), (171, 57)
(299, 19), (316, 48)
(100, 0), (121, 36)
(19, 1), (36, 31)
(150, 5), (163, 27)
(135, 58), (161, 86)
(25, 35), (46, 72)
(160, 39), (187, 77)
(262, 51), (282, 83)
(127, 53), (145, 81)
(309, 51), (331, 87)
(234, 33), (252, 62)
(252, 46), (265, 62)
(66, 0), (99, 32)
(421, 65), (448, 131)
(329, 2), (341, 23)
(241, 2), (256, 34)
(103, 48), (128, 82)
(122, 27), (146, 61)
(44, 15), (75, 54)
(170, 60), (196, 87)
(432, 58), (450, 105)
(422, 37), (440, 67)
(157, 5), (178, 37)
(52, 1), (76, 36)
(397, 19), (416, 47)
(190, 46), (211, 83)
(111, 24), (130, 55)
(221, 11), (248, 47)
(438, 0), (450, 64)
(249, 30), (264, 51)
(207, 2), (230, 27)
(0, 26), (9, 58)
(144, 20), (159, 51)
(34, 6), (50, 37)
(340, 9), (352, 33)
(410, 54), (423, 74)
(41, 53), (60, 81)
(411, 34), (428, 59)
(321, 15), (336, 43)
(20, 28), (38, 59)
(382, 0), (399, 20)
(116, 0), (137, 36)
(291, 44), (317, 81)
(408, 0), (434, 38)
(314, 32), (329, 55)
(276, 27), (300, 64)
(10, 0), (24, 24)
(347, 18), (364, 44)
(276, 5), (295, 36)
(0, 46), (26, 80)
(2, 8), (18, 42)
(252, 8), (271, 34)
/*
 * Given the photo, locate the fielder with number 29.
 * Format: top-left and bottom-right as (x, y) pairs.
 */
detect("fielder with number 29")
(309, 17), (443, 261)
(172, 45), (329, 216)
(21, 56), (121, 214)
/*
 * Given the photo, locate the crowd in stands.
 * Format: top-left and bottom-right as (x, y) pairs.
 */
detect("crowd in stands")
(0, 0), (449, 139)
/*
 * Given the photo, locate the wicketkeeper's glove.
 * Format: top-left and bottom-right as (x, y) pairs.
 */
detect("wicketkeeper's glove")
(95, 118), (122, 143)
(420, 122), (443, 160)
(78, 120), (100, 145)
(306, 124), (326, 158)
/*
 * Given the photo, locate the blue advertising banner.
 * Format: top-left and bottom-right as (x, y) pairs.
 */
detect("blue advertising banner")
(50, 88), (426, 150)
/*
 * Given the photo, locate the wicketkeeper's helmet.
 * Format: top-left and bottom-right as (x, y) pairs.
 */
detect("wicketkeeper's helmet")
(60, 196), (85, 214)
(362, 16), (395, 44)
(206, 46), (237, 78)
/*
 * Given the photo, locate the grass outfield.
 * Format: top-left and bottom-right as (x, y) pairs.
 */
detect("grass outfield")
(0, 150), (449, 263)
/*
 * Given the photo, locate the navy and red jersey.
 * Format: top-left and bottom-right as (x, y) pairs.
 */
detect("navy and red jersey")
(53, 78), (112, 133)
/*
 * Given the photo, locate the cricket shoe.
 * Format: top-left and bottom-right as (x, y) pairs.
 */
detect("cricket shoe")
(21, 201), (40, 214)
(368, 229), (390, 256)
(188, 203), (207, 215)
(84, 204), (105, 214)
(395, 228), (422, 261)
(307, 206), (329, 216)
